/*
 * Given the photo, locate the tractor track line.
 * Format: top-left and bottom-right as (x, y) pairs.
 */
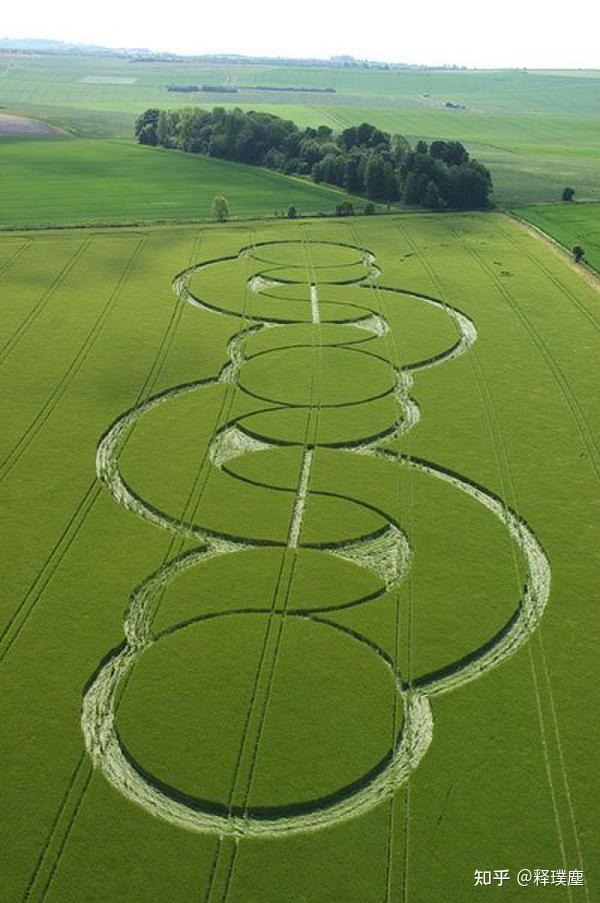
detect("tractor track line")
(350, 219), (408, 903)
(445, 219), (579, 891)
(17, 231), (208, 900)
(493, 219), (591, 893)
(0, 237), (94, 368)
(454, 221), (600, 483)
(0, 238), (147, 484)
(0, 238), (31, 279)
(0, 233), (203, 664)
(211, 230), (324, 903)
(396, 218), (569, 900)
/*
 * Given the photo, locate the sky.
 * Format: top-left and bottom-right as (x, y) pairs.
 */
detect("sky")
(2, 0), (600, 69)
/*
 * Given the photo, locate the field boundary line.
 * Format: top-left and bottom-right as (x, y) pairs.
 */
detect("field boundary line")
(499, 216), (600, 333)
(504, 210), (600, 289)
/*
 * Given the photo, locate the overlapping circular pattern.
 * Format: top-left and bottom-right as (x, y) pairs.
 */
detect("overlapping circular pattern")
(82, 235), (550, 838)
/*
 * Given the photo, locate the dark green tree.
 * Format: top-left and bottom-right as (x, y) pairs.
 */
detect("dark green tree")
(316, 125), (334, 142)
(135, 108), (160, 145)
(391, 133), (411, 163)
(339, 126), (359, 151)
(134, 107), (490, 211)
(573, 245), (585, 263)
(299, 139), (321, 167)
(424, 180), (443, 209)
(430, 140), (469, 166)
(444, 162), (492, 209)
(403, 172), (421, 205)
(365, 155), (386, 199)
(382, 162), (400, 201)
(156, 110), (170, 147)
(562, 187), (575, 202)
(212, 195), (230, 222)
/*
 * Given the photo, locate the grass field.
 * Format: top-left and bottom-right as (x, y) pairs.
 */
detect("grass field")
(0, 211), (598, 901)
(515, 202), (600, 273)
(0, 138), (368, 227)
(1, 52), (600, 206)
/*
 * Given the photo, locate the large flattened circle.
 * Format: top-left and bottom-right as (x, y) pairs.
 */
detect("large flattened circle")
(239, 346), (395, 406)
(248, 240), (363, 269)
(115, 614), (401, 814)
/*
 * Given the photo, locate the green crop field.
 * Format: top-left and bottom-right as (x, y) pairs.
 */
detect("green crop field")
(515, 202), (600, 273)
(1, 211), (598, 901)
(1, 52), (599, 216)
(0, 137), (367, 227)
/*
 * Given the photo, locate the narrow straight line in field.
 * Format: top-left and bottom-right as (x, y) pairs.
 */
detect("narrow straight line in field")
(101, 232), (263, 899)
(0, 238), (31, 278)
(454, 220), (600, 485)
(447, 229), (600, 867)
(0, 480), (99, 663)
(191, 235), (294, 903)
(506, 213), (600, 297)
(148, 232), (256, 636)
(488, 220), (593, 896)
(347, 218), (397, 897)
(288, 448), (313, 547)
(504, 221), (600, 335)
(350, 217), (425, 902)
(202, 837), (222, 903)
(393, 217), (571, 898)
(210, 237), (323, 900)
(23, 757), (92, 902)
(310, 283), (320, 323)
(205, 838), (238, 903)
(390, 221), (439, 903)
(536, 634), (590, 901)
(22, 754), (87, 900)
(0, 237), (146, 485)
(434, 219), (575, 887)
(527, 645), (574, 901)
(0, 237), (94, 368)
(10, 230), (212, 899)
(353, 218), (410, 903)
(212, 471), (308, 898)
(0, 230), (203, 664)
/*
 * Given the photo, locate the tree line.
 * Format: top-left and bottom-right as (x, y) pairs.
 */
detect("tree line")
(135, 107), (493, 209)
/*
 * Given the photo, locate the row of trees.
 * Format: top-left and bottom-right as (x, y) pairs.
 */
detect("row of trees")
(211, 197), (375, 222)
(135, 107), (493, 209)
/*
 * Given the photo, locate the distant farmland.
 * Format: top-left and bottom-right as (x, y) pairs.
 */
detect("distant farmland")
(1, 212), (598, 900)
(0, 52), (599, 203)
